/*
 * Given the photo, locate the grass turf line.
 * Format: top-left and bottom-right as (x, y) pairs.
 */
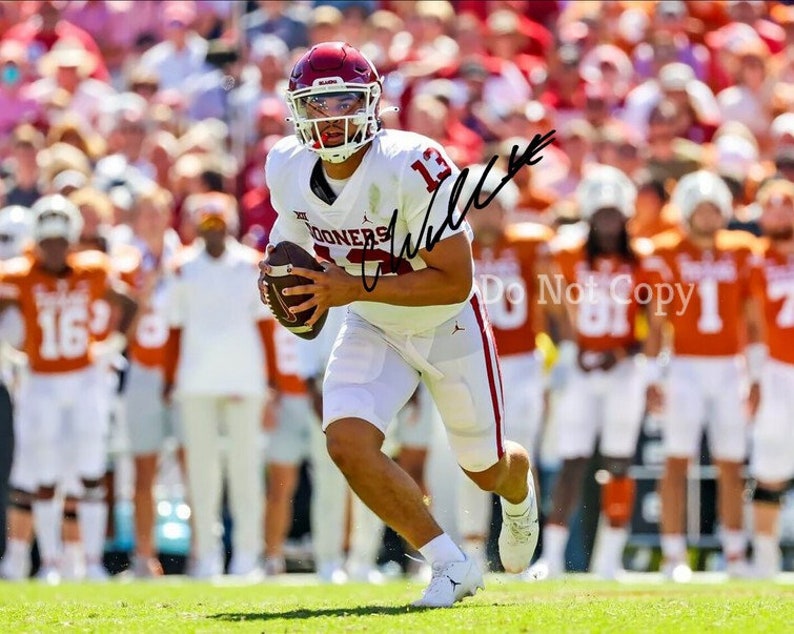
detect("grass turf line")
(1, 578), (794, 633)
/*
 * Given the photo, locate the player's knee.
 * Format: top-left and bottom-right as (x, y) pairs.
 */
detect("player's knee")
(465, 461), (506, 493)
(753, 483), (785, 506)
(9, 487), (33, 512)
(81, 478), (106, 502)
(36, 485), (56, 500)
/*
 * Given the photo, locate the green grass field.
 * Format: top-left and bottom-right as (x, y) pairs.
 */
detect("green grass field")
(2, 576), (794, 633)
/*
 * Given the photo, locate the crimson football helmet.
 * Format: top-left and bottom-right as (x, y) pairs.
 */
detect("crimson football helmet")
(285, 42), (382, 164)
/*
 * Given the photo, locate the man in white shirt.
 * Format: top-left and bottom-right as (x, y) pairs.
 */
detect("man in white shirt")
(164, 192), (270, 579)
(260, 42), (541, 607)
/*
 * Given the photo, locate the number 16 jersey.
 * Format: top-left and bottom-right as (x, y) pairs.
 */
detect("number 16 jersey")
(266, 129), (473, 336)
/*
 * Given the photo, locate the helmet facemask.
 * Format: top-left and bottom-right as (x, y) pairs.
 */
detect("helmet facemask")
(286, 82), (381, 164)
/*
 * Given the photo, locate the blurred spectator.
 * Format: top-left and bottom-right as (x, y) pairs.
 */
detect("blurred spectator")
(632, 1), (710, 82)
(139, 1), (207, 93)
(627, 174), (678, 239)
(4, 124), (43, 207)
(644, 99), (703, 183)
(233, 34), (289, 148)
(717, 39), (772, 144)
(539, 44), (585, 130)
(26, 38), (115, 127)
(549, 119), (595, 198)
(306, 5), (345, 47)
(3, 0), (109, 81)
(242, 0), (308, 51)
(0, 40), (40, 135)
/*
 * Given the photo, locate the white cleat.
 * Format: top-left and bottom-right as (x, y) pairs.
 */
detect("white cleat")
(499, 469), (539, 573)
(36, 565), (61, 585)
(522, 558), (562, 581)
(317, 562), (348, 585)
(412, 556), (484, 608)
(661, 562), (693, 583)
(86, 563), (110, 582)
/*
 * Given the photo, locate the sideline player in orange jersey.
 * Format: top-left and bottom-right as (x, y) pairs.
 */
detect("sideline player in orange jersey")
(746, 180), (794, 578)
(120, 186), (184, 578)
(0, 195), (137, 584)
(528, 165), (650, 580)
(644, 171), (762, 580)
(455, 164), (552, 571)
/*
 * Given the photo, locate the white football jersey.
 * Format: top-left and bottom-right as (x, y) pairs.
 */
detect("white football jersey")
(266, 129), (474, 335)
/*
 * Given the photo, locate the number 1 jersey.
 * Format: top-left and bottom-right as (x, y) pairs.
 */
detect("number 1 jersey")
(266, 129), (474, 335)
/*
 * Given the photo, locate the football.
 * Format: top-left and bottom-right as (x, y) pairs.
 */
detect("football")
(264, 241), (328, 340)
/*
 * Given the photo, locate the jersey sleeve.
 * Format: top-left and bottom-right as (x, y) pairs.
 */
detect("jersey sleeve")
(399, 139), (468, 249)
(264, 148), (315, 253)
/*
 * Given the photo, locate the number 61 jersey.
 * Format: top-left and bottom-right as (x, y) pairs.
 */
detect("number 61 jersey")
(265, 129), (473, 335)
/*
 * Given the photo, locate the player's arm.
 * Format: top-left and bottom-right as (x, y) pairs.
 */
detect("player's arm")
(103, 282), (139, 337)
(743, 293), (765, 418)
(283, 231), (473, 325)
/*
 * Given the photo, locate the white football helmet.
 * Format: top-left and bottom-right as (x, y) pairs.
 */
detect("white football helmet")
(0, 206), (33, 260)
(31, 194), (84, 245)
(576, 164), (637, 220)
(671, 170), (733, 221)
(285, 42), (382, 164)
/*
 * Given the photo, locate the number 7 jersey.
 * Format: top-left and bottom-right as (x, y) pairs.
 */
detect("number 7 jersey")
(265, 129), (473, 335)
(0, 251), (113, 373)
(750, 239), (794, 365)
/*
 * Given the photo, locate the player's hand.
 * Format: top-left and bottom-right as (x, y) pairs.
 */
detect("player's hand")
(257, 244), (275, 306)
(747, 381), (761, 421)
(282, 261), (359, 328)
(162, 380), (175, 404)
(646, 383), (664, 414)
(262, 388), (280, 431)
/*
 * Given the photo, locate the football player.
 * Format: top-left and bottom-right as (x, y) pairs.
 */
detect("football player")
(119, 185), (184, 578)
(455, 164), (552, 571)
(528, 166), (649, 580)
(746, 179), (794, 578)
(259, 42), (539, 607)
(0, 195), (137, 583)
(0, 205), (32, 580)
(644, 171), (762, 580)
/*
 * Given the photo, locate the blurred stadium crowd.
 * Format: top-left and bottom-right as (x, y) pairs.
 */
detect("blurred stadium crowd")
(1, 0), (794, 584)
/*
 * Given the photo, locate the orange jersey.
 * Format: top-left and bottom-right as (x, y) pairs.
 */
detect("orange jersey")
(749, 240), (794, 365)
(553, 244), (649, 353)
(0, 251), (113, 373)
(125, 243), (180, 369)
(263, 318), (306, 395)
(89, 243), (141, 342)
(646, 229), (758, 356)
(473, 223), (552, 357)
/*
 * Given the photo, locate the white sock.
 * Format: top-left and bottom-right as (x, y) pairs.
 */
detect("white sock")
(753, 534), (780, 577)
(418, 533), (465, 566)
(661, 534), (687, 563)
(721, 529), (747, 561)
(592, 525), (628, 576)
(78, 501), (108, 564)
(61, 541), (85, 579)
(501, 469), (535, 516)
(32, 499), (62, 566)
(542, 524), (569, 573)
(1, 538), (30, 579)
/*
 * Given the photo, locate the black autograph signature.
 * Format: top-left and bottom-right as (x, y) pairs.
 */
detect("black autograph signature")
(360, 130), (556, 292)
